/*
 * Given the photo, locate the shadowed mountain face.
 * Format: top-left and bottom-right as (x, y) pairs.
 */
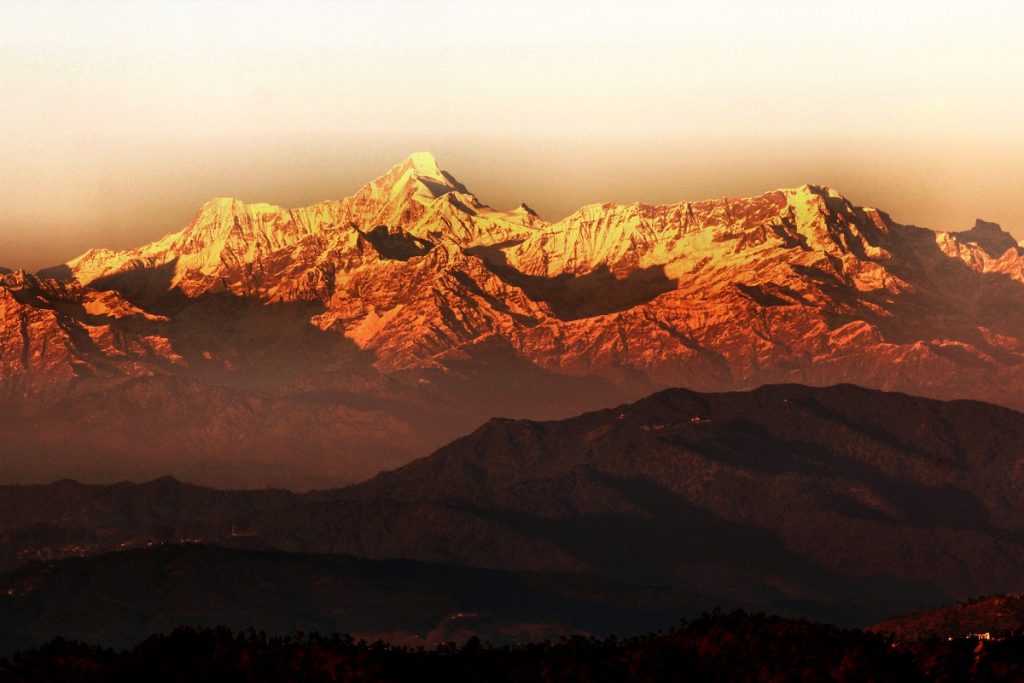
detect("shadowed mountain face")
(3, 385), (1024, 628)
(4, 154), (1024, 486)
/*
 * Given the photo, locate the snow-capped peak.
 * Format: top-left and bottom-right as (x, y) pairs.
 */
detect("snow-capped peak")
(404, 151), (444, 180)
(512, 203), (539, 217)
(358, 152), (471, 209)
(781, 183), (844, 200)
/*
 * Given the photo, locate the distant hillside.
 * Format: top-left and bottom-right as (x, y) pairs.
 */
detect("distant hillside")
(872, 595), (1024, 641)
(4, 384), (1024, 626)
(0, 544), (703, 656)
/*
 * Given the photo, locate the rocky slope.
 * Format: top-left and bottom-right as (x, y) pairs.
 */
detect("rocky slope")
(0, 270), (179, 395)
(3, 153), (1024, 485)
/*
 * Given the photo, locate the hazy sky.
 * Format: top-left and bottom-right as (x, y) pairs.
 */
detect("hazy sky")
(1, 0), (1022, 270)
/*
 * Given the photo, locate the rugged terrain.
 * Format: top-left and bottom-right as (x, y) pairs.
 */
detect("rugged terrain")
(3, 153), (1024, 486)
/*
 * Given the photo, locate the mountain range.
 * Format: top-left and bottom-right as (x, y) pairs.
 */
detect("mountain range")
(4, 383), (1024, 647)
(2, 153), (1023, 487)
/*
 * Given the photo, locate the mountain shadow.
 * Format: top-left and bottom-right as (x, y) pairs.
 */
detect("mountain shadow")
(466, 242), (676, 320)
(851, 224), (1024, 349)
(35, 263), (70, 280)
(359, 226), (433, 261)
(87, 259), (190, 314)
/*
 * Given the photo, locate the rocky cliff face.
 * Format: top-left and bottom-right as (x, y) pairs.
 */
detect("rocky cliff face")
(0, 271), (178, 395)
(3, 153), (1024, 486)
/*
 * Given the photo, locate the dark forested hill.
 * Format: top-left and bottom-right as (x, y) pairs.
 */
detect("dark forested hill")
(4, 384), (1024, 628)
(8, 611), (1024, 683)
(872, 595), (1024, 641)
(0, 544), (704, 656)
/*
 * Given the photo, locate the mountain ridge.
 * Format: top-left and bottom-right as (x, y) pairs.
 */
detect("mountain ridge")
(4, 154), (1024, 486)
(3, 384), (1024, 626)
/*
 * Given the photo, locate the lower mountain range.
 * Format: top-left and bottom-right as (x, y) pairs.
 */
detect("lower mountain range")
(3, 383), (1024, 652)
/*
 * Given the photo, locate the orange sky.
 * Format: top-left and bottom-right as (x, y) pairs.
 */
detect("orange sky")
(1, 0), (1022, 270)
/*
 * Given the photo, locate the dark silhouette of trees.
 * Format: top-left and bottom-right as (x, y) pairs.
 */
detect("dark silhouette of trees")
(4, 611), (1024, 682)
